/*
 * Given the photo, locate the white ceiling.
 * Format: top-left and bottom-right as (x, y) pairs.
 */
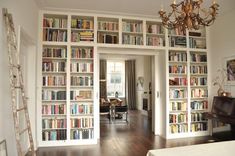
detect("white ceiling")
(35, 0), (235, 17)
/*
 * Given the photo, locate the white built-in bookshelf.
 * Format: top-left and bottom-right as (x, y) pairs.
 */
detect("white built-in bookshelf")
(38, 10), (209, 146)
(166, 27), (209, 139)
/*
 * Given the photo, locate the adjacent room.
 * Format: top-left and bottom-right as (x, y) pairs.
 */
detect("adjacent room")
(1, 0), (235, 156)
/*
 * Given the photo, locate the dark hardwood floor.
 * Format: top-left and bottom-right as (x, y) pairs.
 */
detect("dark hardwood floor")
(37, 110), (229, 156)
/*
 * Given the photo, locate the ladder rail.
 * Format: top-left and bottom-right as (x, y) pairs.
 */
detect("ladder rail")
(2, 8), (36, 156)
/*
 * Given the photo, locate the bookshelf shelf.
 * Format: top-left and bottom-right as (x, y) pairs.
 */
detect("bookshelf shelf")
(42, 86), (66, 88)
(71, 28), (94, 31)
(43, 27), (67, 30)
(42, 128), (67, 130)
(42, 41), (68, 46)
(42, 114), (67, 117)
(42, 57), (67, 60)
(97, 30), (119, 33)
(169, 61), (187, 64)
(146, 33), (165, 36)
(70, 114), (93, 117)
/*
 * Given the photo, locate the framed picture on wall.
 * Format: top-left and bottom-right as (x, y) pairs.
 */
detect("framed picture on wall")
(225, 56), (235, 85)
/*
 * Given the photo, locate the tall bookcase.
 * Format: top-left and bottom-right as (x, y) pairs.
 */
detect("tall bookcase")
(38, 12), (97, 147)
(166, 27), (209, 139)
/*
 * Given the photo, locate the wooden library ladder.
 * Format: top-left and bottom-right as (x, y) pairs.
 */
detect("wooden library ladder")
(2, 8), (36, 156)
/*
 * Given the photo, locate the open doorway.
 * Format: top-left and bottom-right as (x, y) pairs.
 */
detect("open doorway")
(97, 48), (164, 138)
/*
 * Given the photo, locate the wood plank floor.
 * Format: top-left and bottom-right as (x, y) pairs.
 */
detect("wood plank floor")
(37, 110), (228, 156)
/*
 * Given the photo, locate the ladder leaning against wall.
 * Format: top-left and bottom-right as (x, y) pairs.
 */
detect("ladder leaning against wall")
(2, 8), (36, 156)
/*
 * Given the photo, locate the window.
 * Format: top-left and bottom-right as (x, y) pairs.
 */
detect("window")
(107, 61), (125, 97)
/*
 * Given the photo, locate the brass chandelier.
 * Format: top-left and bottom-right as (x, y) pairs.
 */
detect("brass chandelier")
(158, 0), (219, 31)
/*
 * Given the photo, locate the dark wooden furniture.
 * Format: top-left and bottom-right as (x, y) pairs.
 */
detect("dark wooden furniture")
(100, 98), (128, 123)
(100, 105), (111, 123)
(206, 96), (235, 134)
(115, 105), (128, 123)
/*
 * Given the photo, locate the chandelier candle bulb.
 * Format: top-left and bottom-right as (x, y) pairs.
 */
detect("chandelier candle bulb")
(160, 4), (164, 11)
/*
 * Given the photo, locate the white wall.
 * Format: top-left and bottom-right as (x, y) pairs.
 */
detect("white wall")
(209, 9), (235, 101)
(136, 56), (152, 111)
(0, 0), (38, 155)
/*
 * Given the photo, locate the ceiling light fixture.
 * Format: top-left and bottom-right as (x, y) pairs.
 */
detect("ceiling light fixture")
(158, 0), (219, 32)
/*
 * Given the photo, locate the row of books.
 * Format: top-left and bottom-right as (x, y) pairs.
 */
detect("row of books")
(42, 90), (66, 100)
(146, 36), (164, 46)
(146, 24), (164, 34)
(71, 47), (93, 59)
(42, 118), (66, 129)
(71, 76), (93, 86)
(189, 38), (206, 49)
(191, 88), (208, 98)
(170, 124), (188, 134)
(71, 103), (93, 115)
(71, 129), (94, 140)
(169, 113), (187, 123)
(70, 117), (93, 128)
(70, 90), (92, 100)
(189, 30), (205, 37)
(190, 66), (207, 74)
(43, 47), (67, 58)
(71, 31), (94, 42)
(190, 77), (207, 86)
(43, 29), (67, 42)
(98, 21), (118, 31)
(169, 52), (187, 62)
(191, 113), (207, 122)
(170, 101), (187, 111)
(70, 62), (93, 73)
(71, 19), (94, 29)
(169, 65), (187, 74)
(43, 75), (66, 86)
(122, 35), (143, 45)
(42, 130), (67, 141)
(42, 61), (66, 72)
(122, 21), (143, 33)
(42, 104), (66, 115)
(97, 33), (118, 44)
(190, 53), (207, 62)
(169, 77), (187, 86)
(169, 36), (186, 47)
(191, 100), (208, 110)
(191, 123), (207, 132)
(169, 89), (187, 99)
(43, 18), (67, 28)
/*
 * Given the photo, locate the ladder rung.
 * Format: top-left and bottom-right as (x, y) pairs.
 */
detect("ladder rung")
(14, 86), (22, 89)
(16, 106), (25, 112)
(19, 127), (29, 135)
(10, 64), (21, 69)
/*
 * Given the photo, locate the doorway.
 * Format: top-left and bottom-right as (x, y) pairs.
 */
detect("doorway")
(97, 48), (164, 138)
